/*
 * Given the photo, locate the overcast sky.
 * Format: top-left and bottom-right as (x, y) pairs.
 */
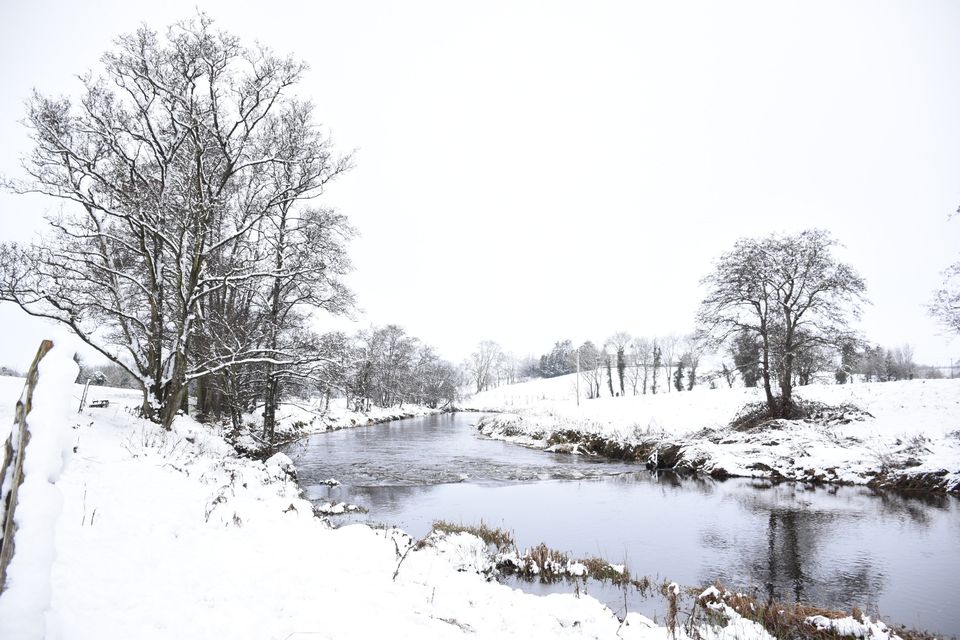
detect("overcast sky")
(1, 0), (959, 370)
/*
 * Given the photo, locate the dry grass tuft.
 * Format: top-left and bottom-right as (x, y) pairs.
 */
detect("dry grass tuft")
(432, 520), (515, 551)
(695, 582), (938, 640)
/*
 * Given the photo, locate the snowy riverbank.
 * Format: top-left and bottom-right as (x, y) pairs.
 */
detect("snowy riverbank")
(232, 398), (443, 455)
(465, 376), (960, 493)
(0, 358), (933, 639)
(0, 371), (651, 638)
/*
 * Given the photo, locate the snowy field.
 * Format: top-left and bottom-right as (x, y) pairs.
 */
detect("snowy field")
(0, 350), (788, 640)
(465, 374), (960, 492)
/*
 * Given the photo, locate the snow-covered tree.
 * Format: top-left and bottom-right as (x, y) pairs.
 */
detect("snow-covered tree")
(659, 335), (680, 393)
(698, 229), (866, 416)
(577, 341), (602, 399)
(627, 336), (652, 395)
(469, 341), (503, 393)
(0, 15), (350, 429)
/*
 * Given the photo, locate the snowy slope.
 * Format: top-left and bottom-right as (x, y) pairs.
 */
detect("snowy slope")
(0, 374), (677, 639)
(0, 366), (921, 639)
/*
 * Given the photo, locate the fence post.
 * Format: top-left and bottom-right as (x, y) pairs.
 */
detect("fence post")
(0, 339), (54, 594)
(78, 379), (90, 413)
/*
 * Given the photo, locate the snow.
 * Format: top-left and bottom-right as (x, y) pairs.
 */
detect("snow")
(0, 371), (933, 639)
(264, 452), (295, 477)
(700, 585), (722, 600)
(0, 375), (781, 640)
(314, 501), (366, 515)
(466, 375), (960, 491)
(807, 614), (902, 639)
(0, 345), (78, 640)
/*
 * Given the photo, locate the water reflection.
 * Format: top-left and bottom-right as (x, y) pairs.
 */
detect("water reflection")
(285, 413), (960, 637)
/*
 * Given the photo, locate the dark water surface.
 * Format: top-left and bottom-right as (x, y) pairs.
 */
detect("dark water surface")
(285, 413), (960, 637)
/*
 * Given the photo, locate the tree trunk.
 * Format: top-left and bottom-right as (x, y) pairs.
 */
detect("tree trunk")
(760, 331), (776, 414)
(159, 380), (188, 431)
(780, 357), (794, 410)
(262, 375), (278, 444)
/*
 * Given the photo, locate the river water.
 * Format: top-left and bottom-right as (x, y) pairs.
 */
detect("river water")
(284, 412), (960, 637)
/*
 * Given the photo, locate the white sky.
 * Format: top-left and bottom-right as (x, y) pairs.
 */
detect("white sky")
(1, 0), (959, 370)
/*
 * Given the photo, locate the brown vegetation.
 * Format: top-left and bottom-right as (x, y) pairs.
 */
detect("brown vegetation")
(432, 520), (514, 551)
(694, 583), (937, 640)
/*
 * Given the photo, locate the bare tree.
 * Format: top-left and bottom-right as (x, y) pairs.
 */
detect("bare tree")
(659, 335), (680, 393)
(469, 341), (502, 393)
(720, 362), (736, 388)
(577, 341), (602, 399)
(680, 333), (708, 391)
(0, 16), (350, 429)
(930, 209), (960, 335)
(698, 229), (866, 416)
(627, 336), (652, 395)
(931, 264), (960, 333)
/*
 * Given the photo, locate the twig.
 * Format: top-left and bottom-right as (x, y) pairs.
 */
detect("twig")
(393, 534), (429, 581)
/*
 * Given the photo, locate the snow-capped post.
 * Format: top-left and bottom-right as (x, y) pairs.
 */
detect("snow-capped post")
(0, 339), (53, 588)
(0, 340), (78, 639)
(77, 379), (90, 414)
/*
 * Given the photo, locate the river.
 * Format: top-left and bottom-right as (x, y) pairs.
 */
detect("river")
(284, 412), (960, 637)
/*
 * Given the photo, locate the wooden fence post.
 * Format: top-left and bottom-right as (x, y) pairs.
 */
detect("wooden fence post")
(0, 339), (54, 594)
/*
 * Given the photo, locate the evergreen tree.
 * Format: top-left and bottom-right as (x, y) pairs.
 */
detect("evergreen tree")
(730, 329), (762, 387)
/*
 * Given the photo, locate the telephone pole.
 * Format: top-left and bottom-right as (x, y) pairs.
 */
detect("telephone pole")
(576, 348), (581, 407)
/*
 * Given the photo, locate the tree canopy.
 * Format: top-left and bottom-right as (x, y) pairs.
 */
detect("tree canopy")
(697, 229), (867, 416)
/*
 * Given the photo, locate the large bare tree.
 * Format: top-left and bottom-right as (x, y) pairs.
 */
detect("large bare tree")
(697, 229), (866, 416)
(0, 16), (350, 429)
(626, 336), (652, 395)
(931, 263), (960, 334)
(469, 341), (502, 393)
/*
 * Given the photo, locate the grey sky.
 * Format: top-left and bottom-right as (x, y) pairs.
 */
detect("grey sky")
(1, 0), (959, 370)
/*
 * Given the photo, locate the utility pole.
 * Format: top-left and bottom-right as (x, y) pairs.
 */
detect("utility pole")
(576, 348), (580, 407)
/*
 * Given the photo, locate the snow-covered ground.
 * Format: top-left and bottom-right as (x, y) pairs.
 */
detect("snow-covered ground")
(465, 374), (960, 492)
(0, 354), (793, 640)
(0, 352), (932, 639)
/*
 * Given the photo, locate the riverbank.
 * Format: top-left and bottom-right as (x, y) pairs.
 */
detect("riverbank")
(0, 370), (689, 639)
(465, 377), (960, 493)
(230, 399), (445, 456)
(0, 363), (943, 639)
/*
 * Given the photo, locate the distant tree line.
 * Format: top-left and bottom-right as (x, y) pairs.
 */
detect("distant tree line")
(341, 325), (460, 413)
(465, 341), (534, 393)
(471, 229), (956, 414)
(471, 332), (708, 400)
